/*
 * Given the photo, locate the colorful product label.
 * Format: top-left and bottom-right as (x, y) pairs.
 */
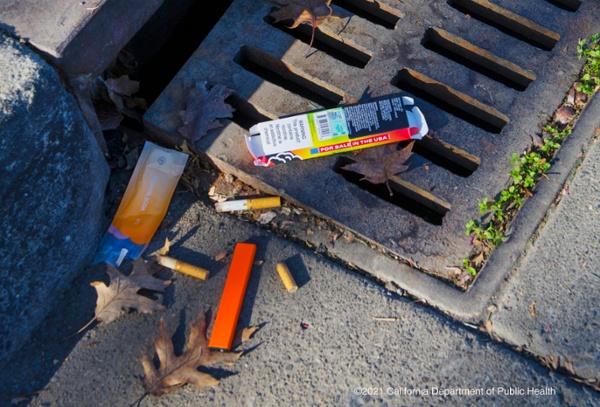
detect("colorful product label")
(93, 142), (188, 266)
(245, 95), (429, 167)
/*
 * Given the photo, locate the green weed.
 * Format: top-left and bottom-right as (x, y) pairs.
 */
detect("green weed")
(460, 35), (598, 283)
(577, 33), (600, 95)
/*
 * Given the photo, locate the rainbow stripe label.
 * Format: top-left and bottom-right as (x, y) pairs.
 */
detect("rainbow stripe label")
(246, 95), (429, 167)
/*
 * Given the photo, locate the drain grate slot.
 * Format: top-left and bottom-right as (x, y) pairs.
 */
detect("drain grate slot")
(133, 1), (235, 104)
(393, 68), (509, 133)
(234, 45), (345, 108)
(447, 0), (560, 50)
(226, 94), (277, 130)
(423, 27), (536, 90)
(416, 135), (480, 176)
(144, 0), (600, 291)
(334, 156), (451, 225)
(545, 0), (581, 12)
(267, 19), (373, 68)
(331, 0), (404, 29)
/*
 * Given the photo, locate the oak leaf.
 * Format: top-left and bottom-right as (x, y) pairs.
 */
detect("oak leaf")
(554, 105), (576, 127)
(105, 75), (140, 111)
(178, 82), (235, 141)
(342, 141), (415, 195)
(92, 75), (145, 130)
(141, 310), (247, 396)
(77, 260), (171, 333)
(269, 0), (338, 50)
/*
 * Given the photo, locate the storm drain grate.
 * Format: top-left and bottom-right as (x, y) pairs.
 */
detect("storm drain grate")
(145, 0), (600, 317)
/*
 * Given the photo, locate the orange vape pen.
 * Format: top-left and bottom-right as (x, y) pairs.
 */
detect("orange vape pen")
(208, 243), (256, 351)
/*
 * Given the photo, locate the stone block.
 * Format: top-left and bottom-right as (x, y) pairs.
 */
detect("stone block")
(0, 0), (162, 79)
(0, 0), (163, 152)
(0, 33), (109, 364)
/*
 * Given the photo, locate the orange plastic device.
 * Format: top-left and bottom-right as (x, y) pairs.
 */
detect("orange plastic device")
(208, 243), (256, 351)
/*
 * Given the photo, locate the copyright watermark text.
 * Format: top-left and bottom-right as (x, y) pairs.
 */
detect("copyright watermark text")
(352, 386), (557, 397)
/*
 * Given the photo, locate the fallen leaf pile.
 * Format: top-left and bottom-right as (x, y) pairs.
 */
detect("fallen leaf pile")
(268, 0), (338, 50)
(92, 74), (146, 130)
(178, 81), (235, 141)
(141, 310), (258, 396)
(77, 259), (171, 333)
(342, 140), (415, 195)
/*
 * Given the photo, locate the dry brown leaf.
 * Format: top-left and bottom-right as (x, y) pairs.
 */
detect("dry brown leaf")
(342, 141), (415, 195)
(529, 301), (537, 317)
(456, 271), (472, 286)
(94, 103), (124, 130)
(567, 87), (575, 105)
(179, 140), (194, 156)
(257, 211), (278, 224)
(327, 232), (340, 245)
(532, 133), (544, 149)
(485, 320), (493, 333)
(343, 92), (359, 104)
(554, 106), (576, 126)
(78, 260), (171, 333)
(105, 75), (140, 108)
(92, 74), (145, 129)
(241, 326), (260, 343)
(269, 0), (336, 37)
(215, 251), (229, 262)
(230, 325), (262, 349)
(564, 360), (576, 375)
(269, 0), (338, 52)
(156, 238), (171, 257)
(545, 355), (560, 370)
(568, 83), (588, 106)
(178, 81), (234, 141)
(472, 251), (485, 268)
(141, 311), (242, 397)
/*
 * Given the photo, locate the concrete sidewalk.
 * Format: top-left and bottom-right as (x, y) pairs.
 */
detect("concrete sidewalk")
(2, 106), (600, 404)
(1, 191), (598, 407)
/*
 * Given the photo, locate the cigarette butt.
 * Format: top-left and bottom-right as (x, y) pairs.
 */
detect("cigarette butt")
(215, 196), (281, 212)
(276, 262), (298, 292)
(158, 255), (209, 280)
(247, 196), (281, 210)
(373, 317), (397, 322)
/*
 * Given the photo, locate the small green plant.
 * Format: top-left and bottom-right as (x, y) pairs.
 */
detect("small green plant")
(461, 34), (599, 282)
(577, 33), (600, 95)
(462, 257), (477, 276)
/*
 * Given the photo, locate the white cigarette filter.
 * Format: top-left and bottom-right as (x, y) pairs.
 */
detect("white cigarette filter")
(215, 196), (281, 212)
